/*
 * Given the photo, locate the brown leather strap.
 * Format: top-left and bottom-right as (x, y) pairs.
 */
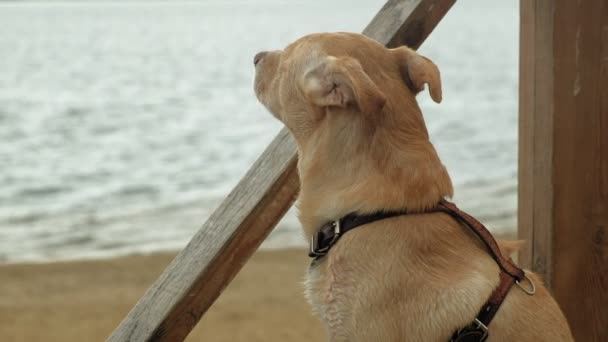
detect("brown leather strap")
(308, 198), (528, 341)
(450, 271), (516, 342)
(437, 199), (526, 341)
(476, 270), (517, 325)
(435, 200), (525, 281)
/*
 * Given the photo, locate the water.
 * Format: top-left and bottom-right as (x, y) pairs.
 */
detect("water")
(0, 1), (519, 263)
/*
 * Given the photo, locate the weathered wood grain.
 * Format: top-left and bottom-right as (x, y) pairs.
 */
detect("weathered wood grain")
(519, 0), (608, 340)
(108, 129), (298, 342)
(108, 1), (455, 341)
(363, 0), (456, 48)
(517, 0), (535, 274)
(518, 0), (556, 286)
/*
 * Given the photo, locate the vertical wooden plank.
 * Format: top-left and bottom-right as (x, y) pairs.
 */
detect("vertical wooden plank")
(519, 0), (608, 340)
(552, 0), (608, 339)
(518, 0), (556, 284)
(517, 0), (537, 272)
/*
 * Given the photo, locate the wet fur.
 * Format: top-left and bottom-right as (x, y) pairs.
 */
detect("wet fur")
(254, 32), (573, 341)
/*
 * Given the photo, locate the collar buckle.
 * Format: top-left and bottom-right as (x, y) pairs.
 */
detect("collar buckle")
(450, 318), (488, 342)
(309, 220), (341, 258)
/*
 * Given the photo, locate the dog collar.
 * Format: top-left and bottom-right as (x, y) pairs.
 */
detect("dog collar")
(309, 210), (408, 258)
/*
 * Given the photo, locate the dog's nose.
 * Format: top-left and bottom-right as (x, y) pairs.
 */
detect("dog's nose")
(253, 51), (268, 66)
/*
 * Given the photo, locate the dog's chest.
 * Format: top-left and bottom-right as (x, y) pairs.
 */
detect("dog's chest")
(305, 258), (360, 340)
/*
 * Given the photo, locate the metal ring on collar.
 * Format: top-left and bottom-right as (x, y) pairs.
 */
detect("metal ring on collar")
(515, 273), (536, 295)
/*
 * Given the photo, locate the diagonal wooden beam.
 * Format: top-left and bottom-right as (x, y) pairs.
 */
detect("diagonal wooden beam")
(108, 1), (455, 341)
(364, 0), (455, 49)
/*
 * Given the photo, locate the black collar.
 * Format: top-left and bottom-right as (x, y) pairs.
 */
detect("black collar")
(309, 209), (425, 258)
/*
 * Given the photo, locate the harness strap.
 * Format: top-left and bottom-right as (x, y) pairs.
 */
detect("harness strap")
(435, 200), (524, 281)
(308, 198), (534, 342)
(450, 271), (517, 342)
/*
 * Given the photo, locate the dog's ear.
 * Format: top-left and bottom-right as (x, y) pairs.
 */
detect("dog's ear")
(300, 56), (386, 115)
(392, 47), (442, 103)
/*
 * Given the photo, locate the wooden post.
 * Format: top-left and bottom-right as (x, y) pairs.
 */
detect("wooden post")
(108, 1), (456, 341)
(518, 0), (608, 340)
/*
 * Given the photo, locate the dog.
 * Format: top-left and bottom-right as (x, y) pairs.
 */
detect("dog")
(253, 32), (573, 341)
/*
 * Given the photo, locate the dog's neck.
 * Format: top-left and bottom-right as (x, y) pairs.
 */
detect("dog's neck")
(295, 101), (453, 238)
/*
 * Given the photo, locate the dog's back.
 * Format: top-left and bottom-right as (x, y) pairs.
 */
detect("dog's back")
(307, 214), (572, 341)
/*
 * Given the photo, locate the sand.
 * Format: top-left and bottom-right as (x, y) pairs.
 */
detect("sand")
(0, 249), (324, 342)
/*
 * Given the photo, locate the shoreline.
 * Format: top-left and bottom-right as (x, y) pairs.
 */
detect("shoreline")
(1, 230), (517, 341)
(0, 248), (324, 342)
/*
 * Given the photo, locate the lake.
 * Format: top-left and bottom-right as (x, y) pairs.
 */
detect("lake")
(0, 0), (519, 262)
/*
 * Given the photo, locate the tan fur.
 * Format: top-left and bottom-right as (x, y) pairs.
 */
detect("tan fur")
(253, 32), (573, 341)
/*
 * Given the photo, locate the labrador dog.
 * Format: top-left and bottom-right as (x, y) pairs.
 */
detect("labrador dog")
(253, 32), (573, 342)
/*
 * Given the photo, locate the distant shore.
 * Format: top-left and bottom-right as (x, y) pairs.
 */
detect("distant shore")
(0, 248), (323, 342)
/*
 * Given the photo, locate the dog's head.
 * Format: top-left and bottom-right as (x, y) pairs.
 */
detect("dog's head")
(254, 32), (452, 225)
(253, 32), (441, 141)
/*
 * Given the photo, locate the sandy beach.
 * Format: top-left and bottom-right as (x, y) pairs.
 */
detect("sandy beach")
(0, 249), (323, 341)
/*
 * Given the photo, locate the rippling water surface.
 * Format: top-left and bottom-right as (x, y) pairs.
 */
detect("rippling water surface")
(0, 1), (519, 262)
